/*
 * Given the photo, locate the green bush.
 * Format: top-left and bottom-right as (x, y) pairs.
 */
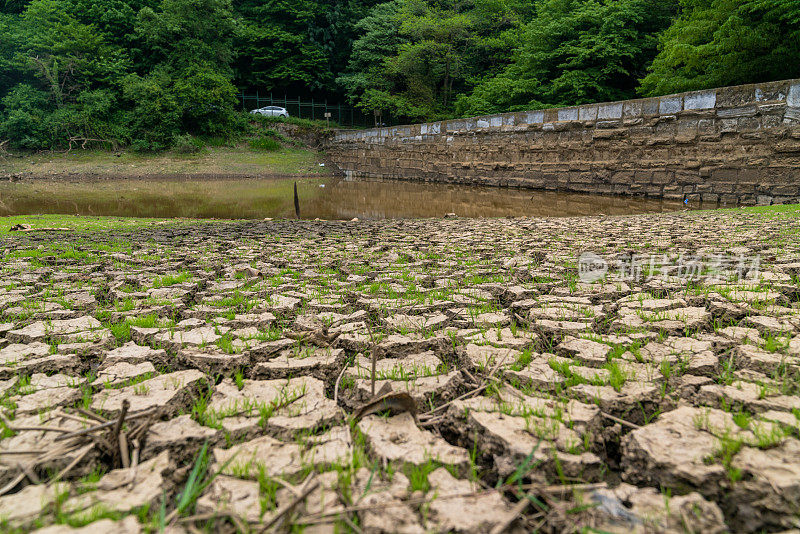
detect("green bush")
(173, 65), (238, 136)
(173, 134), (205, 154)
(200, 136), (231, 147)
(0, 84), (52, 149)
(248, 136), (282, 151)
(122, 73), (182, 152)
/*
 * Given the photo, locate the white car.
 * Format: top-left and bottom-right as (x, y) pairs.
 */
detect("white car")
(250, 106), (289, 118)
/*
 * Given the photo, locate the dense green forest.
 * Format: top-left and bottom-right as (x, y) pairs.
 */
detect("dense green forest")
(0, 0), (798, 150)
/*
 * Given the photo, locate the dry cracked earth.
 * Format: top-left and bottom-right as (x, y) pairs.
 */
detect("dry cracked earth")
(1, 209), (799, 533)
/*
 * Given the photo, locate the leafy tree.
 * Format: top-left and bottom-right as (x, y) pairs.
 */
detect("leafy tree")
(0, 0), (131, 148)
(640, 0), (800, 95)
(1, 0), (31, 13)
(16, 0), (129, 106)
(0, 13), (24, 99)
(457, 0), (677, 115)
(65, 0), (157, 71)
(232, 0), (378, 96)
(339, 0), (527, 121)
(233, 14), (331, 95)
(336, 1), (404, 109)
(136, 0), (235, 74)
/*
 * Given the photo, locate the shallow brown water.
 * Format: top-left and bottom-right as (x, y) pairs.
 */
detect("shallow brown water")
(0, 177), (716, 219)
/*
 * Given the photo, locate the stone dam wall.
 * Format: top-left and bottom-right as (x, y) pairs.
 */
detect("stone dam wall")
(327, 79), (800, 205)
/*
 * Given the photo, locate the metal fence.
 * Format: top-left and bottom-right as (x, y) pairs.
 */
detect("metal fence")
(238, 93), (397, 128)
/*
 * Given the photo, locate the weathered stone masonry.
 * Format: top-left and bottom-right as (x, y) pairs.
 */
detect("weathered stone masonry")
(327, 79), (800, 205)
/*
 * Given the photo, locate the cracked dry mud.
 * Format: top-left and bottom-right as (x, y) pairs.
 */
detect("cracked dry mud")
(0, 209), (799, 533)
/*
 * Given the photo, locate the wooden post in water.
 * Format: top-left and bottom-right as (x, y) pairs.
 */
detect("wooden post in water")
(294, 182), (300, 219)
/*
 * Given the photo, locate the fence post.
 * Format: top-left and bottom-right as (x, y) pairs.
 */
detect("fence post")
(311, 98), (315, 120)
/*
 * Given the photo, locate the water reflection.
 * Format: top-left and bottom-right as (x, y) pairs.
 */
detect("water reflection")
(306, 179), (714, 218)
(0, 176), (717, 220)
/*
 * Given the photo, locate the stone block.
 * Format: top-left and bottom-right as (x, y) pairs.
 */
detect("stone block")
(650, 171), (673, 184)
(490, 116), (503, 127)
(785, 107), (800, 121)
(738, 117), (761, 131)
(659, 96), (683, 114)
(713, 182), (735, 194)
(613, 183), (632, 193)
(709, 168), (738, 183)
(642, 98), (660, 116)
(768, 184), (800, 196)
(758, 103), (786, 114)
(595, 120), (620, 129)
(695, 183), (713, 193)
(736, 182), (756, 193)
(610, 171), (634, 184)
(719, 118), (738, 132)
(579, 105), (598, 121)
(558, 108), (579, 121)
(643, 185), (663, 196)
(675, 171), (701, 185)
(684, 91), (716, 110)
(762, 114), (783, 128)
(789, 82), (800, 107)
(653, 121), (676, 135)
(676, 119), (699, 136)
(593, 128), (626, 139)
(753, 81), (789, 103)
(623, 100), (643, 118)
(523, 110), (544, 124)
(570, 172), (592, 184)
(717, 106), (757, 118)
(591, 103), (620, 121)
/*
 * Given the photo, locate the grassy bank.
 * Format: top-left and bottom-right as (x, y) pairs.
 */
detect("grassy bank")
(0, 143), (328, 178)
